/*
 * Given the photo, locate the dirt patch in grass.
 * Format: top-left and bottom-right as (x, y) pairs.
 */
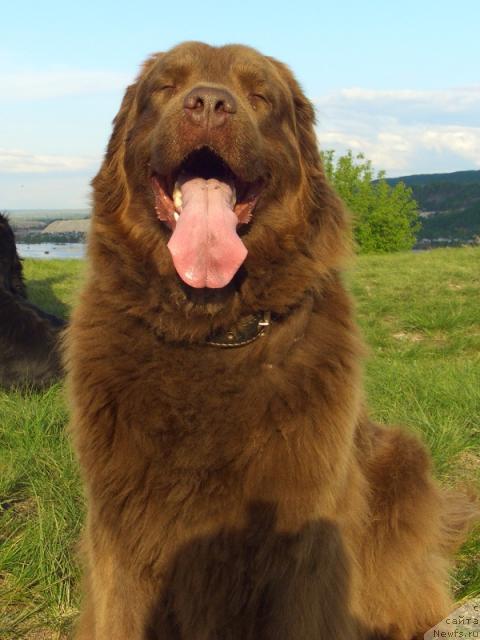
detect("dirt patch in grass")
(455, 451), (480, 476)
(392, 331), (424, 342)
(25, 631), (66, 640)
(13, 497), (38, 518)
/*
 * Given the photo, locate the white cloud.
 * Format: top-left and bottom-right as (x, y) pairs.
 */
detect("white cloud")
(0, 148), (98, 173)
(337, 87), (480, 113)
(0, 68), (132, 100)
(421, 127), (480, 157)
(315, 86), (480, 176)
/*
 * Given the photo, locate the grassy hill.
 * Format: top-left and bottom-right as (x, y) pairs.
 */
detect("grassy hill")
(387, 170), (480, 188)
(386, 170), (480, 241)
(1, 250), (480, 638)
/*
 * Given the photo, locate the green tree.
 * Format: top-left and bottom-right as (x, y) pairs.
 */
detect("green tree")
(321, 150), (421, 253)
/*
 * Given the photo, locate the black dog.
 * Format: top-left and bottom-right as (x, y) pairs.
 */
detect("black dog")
(0, 213), (65, 388)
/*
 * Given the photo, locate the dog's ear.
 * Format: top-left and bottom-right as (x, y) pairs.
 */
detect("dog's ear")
(105, 84), (137, 162)
(105, 53), (161, 163)
(92, 54), (161, 216)
(267, 57), (321, 170)
(92, 82), (137, 216)
(267, 57), (351, 265)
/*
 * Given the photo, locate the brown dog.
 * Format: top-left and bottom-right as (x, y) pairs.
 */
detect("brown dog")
(66, 42), (475, 639)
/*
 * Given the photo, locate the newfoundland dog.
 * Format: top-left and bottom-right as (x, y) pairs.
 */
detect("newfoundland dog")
(66, 43), (475, 639)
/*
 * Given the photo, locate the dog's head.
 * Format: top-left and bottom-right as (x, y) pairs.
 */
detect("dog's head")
(92, 43), (348, 328)
(0, 213), (26, 297)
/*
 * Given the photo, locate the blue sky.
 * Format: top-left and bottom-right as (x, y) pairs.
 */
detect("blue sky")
(1, 0), (479, 208)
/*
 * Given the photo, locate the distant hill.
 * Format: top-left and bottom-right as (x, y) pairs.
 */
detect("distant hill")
(42, 219), (90, 234)
(386, 170), (480, 188)
(384, 170), (480, 241)
(6, 208), (90, 222)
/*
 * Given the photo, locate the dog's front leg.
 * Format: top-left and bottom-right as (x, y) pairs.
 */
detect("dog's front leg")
(74, 530), (155, 640)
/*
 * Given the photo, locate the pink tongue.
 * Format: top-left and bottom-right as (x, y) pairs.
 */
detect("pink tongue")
(167, 177), (247, 289)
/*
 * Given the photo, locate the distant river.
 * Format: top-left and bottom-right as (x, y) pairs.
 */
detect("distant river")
(17, 243), (86, 259)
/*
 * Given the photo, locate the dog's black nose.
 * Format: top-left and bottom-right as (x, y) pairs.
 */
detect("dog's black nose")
(183, 86), (237, 128)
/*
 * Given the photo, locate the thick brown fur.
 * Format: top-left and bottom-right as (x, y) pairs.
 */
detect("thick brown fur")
(66, 42), (476, 639)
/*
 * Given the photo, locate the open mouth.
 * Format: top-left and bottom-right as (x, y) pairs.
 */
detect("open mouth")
(151, 147), (263, 289)
(151, 146), (263, 229)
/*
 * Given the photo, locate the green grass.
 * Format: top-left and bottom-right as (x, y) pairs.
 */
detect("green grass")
(1, 249), (479, 638)
(0, 260), (86, 639)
